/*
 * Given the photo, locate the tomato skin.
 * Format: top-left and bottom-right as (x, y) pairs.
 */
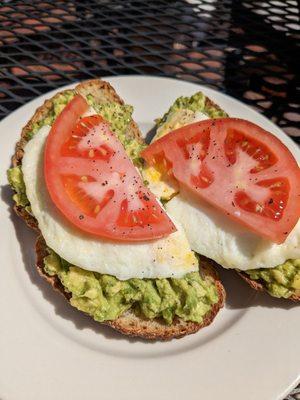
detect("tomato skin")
(44, 95), (89, 232)
(142, 118), (300, 244)
(44, 95), (176, 241)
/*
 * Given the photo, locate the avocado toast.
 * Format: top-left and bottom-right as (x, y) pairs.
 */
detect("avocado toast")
(7, 79), (225, 340)
(143, 92), (300, 301)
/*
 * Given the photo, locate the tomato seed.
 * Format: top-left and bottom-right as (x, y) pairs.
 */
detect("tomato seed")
(255, 204), (263, 213)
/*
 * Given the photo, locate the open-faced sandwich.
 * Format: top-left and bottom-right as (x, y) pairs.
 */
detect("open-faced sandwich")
(142, 92), (300, 301)
(7, 79), (225, 340)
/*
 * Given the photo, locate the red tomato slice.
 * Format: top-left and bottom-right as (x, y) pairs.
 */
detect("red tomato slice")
(44, 95), (176, 241)
(142, 118), (300, 244)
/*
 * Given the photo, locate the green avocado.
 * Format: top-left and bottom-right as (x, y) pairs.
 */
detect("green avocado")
(157, 91), (228, 128)
(86, 94), (133, 138)
(7, 166), (29, 207)
(86, 94), (146, 166)
(28, 90), (75, 140)
(153, 92), (228, 141)
(44, 250), (219, 324)
(245, 259), (300, 298)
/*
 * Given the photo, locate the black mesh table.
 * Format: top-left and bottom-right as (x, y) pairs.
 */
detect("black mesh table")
(0, 0), (299, 140)
(0, 1), (299, 398)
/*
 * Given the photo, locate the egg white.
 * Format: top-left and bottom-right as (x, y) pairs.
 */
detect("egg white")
(166, 188), (300, 271)
(144, 110), (209, 200)
(22, 126), (198, 280)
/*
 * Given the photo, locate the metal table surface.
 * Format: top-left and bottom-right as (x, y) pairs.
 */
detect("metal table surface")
(0, 1), (299, 399)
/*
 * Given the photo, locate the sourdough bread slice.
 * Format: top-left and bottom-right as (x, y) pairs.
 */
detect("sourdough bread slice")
(155, 93), (300, 302)
(11, 79), (225, 340)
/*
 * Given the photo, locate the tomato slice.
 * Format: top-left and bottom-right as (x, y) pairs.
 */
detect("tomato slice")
(44, 95), (176, 241)
(142, 118), (300, 244)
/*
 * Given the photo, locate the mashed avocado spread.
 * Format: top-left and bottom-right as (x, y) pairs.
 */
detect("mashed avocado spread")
(7, 166), (29, 207)
(28, 90), (75, 141)
(245, 260), (300, 298)
(86, 94), (146, 166)
(157, 92), (228, 128)
(44, 249), (218, 324)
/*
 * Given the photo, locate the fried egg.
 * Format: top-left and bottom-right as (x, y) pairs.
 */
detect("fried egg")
(22, 126), (198, 281)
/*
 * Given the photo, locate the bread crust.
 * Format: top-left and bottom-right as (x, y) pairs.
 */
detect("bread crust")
(11, 79), (225, 339)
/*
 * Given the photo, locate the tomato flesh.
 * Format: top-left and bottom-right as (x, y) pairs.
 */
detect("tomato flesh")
(142, 118), (300, 244)
(44, 95), (176, 241)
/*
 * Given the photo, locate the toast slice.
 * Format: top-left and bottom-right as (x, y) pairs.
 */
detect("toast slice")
(11, 79), (225, 340)
(153, 93), (300, 302)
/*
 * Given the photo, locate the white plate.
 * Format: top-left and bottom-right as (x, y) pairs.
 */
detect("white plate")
(0, 76), (299, 400)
